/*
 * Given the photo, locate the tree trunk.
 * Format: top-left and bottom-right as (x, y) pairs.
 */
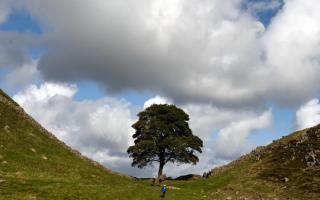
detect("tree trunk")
(158, 161), (164, 178)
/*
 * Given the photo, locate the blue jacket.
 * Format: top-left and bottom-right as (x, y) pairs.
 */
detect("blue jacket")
(161, 186), (167, 193)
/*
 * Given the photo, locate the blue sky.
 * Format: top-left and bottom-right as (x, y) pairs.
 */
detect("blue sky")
(0, 9), (42, 34)
(1, 0), (320, 177)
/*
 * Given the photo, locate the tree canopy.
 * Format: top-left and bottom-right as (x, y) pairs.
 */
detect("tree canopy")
(127, 104), (203, 178)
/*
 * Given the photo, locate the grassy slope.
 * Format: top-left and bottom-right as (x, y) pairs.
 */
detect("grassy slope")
(205, 125), (320, 199)
(1, 89), (320, 199)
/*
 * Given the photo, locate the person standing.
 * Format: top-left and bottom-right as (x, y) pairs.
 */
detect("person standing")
(161, 184), (167, 198)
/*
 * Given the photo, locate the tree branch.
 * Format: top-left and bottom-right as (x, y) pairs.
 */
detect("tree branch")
(165, 154), (174, 164)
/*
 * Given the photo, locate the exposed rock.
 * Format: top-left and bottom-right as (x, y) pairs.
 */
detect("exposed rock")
(3, 125), (10, 133)
(28, 195), (37, 200)
(42, 156), (48, 160)
(30, 148), (37, 153)
(2, 160), (8, 164)
(28, 132), (35, 137)
(14, 171), (24, 179)
(226, 196), (232, 200)
(284, 177), (289, 183)
(0, 179), (5, 184)
(305, 151), (317, 167)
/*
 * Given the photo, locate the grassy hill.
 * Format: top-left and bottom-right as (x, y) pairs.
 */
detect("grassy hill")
(203, 124), (320, 199)
(1, 89), (320, 199)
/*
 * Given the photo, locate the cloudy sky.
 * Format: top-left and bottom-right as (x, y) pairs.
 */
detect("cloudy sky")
(1, 0), (320, 177)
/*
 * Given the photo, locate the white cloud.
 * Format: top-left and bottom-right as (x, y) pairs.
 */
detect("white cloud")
(296, 99), (320, 129)
(213, 109), (272, 159)
(13, 83), (140, 175)
(0, 0), (12, 24)
(4, 59), (40, 89)
(262, 0), (320, 105)
(143, 96), (257, 138)
(160, 107), (273, 175)
(0, 7), (8, 24)
(14, 82), (77, 104)
(18, 0), (272, 107)
(2, 0), (320, 108)
(183, 104), (257, 138)
(0, 0), (36, 70)
(143, 95), (171, 108)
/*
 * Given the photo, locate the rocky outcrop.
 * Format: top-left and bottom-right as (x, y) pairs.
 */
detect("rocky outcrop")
(305, 150), (320, 167)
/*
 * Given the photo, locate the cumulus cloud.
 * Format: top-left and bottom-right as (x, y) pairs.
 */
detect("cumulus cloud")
(17, 0), (271, 107)
(4, 59), (40, 89)
(15, 0), (319, 108)
(213, 109), (272, 159)
(0, 0), (38, 69)
(0, 31), (37, 69)
(158, 108), (273, 176)
(262, 0), (320, 105)
(13, 83), (143, 175)
(183, 104), (259, 138)
(0, 2), (9, 24)
(296, 99), (320, 129)
(2, 0), (319, 108)
(143, 95), (171, 108)
(0, 0), (19, 24)
(142, 96), (266, 139)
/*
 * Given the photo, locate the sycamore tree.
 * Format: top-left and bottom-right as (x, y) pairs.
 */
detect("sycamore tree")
(127, 104), (203, 178)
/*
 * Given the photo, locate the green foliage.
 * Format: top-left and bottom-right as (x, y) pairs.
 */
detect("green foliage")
(127, 104), (203, 176)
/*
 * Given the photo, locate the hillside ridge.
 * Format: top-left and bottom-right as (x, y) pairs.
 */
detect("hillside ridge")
(202, 124), (320, 199)
(208, 125), (320, 176)
(0, 89), (128, 177)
